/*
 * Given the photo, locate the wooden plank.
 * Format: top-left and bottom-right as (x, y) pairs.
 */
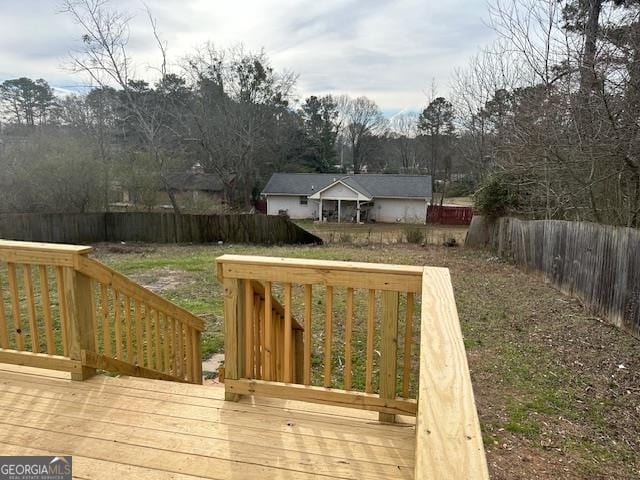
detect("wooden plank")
(82, 351), (190, 383)
(365, 289), (376, 393)
(101, 283), (112, 357)
(244, 281), (254, 378)
(185, 325), (194, 383)
(344, 287), (354, 391)
(221, 261), (422, 294)
(414, 267), (489, 479)
(63, 268), (97, 381)
(379, 290), (399, 423)
(191, 327), (202, 384)
(0, 239), (92, 254)
(284, 283), (292, 383)
(90, 281), (99, 353)
(162, 313), (170, 374)
(0, 267), (8, 349)
(255, 296), (262, 379)
(223, 277), (240, 400)
(303, 284), (312, 386)
(22, 264), (39, 353)
(114, 290), (123, 359)
(7, 263), (24, 351)
(55, 266), (69, 356)
(225, 379), (417, 416)
(323, 286), (333, 388)
(263, 281), (273, 382)
(216, 255), (422, 292)
(402, 292), (414, 398)
(170, 316), (178, 376)
(0, 348), (81, 372)
(38, 265), (55, 354)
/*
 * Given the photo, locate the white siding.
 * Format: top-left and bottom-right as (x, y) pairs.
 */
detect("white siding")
(319, 182), (358, 199)
(372, 198), (427, 224)
(266, 195), (318, 219)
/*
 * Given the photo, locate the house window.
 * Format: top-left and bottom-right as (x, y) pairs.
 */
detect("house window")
(299, 196), (308, 205)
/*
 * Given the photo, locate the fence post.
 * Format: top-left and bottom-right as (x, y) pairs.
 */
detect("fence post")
(64, 260), (97, 381)
(379, 290), (399, 423)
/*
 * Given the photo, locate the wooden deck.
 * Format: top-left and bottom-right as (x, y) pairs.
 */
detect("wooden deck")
(0, 364), (415, 480)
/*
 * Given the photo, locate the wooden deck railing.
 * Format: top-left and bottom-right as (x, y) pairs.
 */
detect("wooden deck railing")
(217, 254), (489, 479)
(216, 254), (423, 421)
(0, 240), (204, 384)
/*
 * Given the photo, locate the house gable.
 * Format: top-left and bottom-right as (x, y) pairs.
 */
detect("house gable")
(308, 179), (372, 201)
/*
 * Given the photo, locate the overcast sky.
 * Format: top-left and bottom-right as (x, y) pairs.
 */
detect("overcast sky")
(0, 0), (496, 115)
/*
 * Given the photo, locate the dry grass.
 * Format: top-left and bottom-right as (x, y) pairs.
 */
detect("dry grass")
(92, 241), (640, 480)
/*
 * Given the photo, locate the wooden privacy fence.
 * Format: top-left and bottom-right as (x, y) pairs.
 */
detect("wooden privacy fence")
(427, 205), (473, 225)
(217, 254), (489, 479)
(466, 216), (640, 337)
(0, 212), (321, 245)
(0, 240), (204, 383)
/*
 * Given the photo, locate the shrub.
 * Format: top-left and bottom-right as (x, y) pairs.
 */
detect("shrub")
(473, 175), (519, 218)
(404, 226), (425, 244)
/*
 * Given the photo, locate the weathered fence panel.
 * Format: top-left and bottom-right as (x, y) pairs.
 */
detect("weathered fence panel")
(427, 205), (473, 225)
(466, 216), (640, 338)
(0, 213), (321, 246)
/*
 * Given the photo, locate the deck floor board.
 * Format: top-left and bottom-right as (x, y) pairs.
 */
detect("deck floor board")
(0, 365), (414, 479)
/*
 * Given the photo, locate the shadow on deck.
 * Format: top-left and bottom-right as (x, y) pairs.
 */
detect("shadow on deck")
(0, 364), (415, 479)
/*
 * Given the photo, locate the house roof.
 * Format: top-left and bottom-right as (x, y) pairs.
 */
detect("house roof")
(262, 173), (432, 198)
(168, 172), (225, 192)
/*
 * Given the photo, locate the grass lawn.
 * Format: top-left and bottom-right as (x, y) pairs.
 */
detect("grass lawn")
(92, 241), (639, 480)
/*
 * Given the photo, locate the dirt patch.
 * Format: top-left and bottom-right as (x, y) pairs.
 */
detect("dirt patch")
(129, 268), (195, 294)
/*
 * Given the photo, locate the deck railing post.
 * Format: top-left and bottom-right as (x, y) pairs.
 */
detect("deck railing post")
(65, 262), (97, 381)
(379, 290), (399, 423)
(223, 277), (245, 401)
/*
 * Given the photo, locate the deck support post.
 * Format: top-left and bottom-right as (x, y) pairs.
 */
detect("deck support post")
(356, 200), (361, 223)
(65, 266), (97, 381)
(379, 290), (399, 423)
(223, 277), (245, 401)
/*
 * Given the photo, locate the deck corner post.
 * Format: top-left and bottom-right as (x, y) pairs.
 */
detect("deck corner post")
(379, 290), (399, 423)
(223, 276), (245, 401)
(65, 264), (97, 381)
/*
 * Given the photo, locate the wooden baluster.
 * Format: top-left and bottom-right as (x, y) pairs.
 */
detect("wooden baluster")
(135, 301), (144, 366)
(175, 319), (183, 379)
(294, 327), (304, 384)
(114, 290), (123, 359)
(273, 312), (280, 381)
(191, 326), (202, 383)
(258, 297), (265, 379)
(323, 286), (333, 388)
(379, 290), (400, 423)
(402, 292), (415, 398)
(90, 282), (98, 353)
(344, 287), (354, 390)
(263, 281), (273, 381)
(170, 317), (178, 375)
(185, 324), (194, 382)
(22, 265), (39, 353)
(365, 289), (376, 393)
(7, 263), (24, 351)
(101, 284), (111, 357)
(0, 266), (8, 349)
(153, 309), (161, 371)
(55, 266), (69, 356)
(162, 313), (171, 374)
(145, 306), (153, 369)
(284, 283), (292, 383)
(303, 285), (312, 385)
(38, 266), (55, 354)
(244, 281), (254, 378)
(253, 294), (261, 380)
(125, 296), (133, 363)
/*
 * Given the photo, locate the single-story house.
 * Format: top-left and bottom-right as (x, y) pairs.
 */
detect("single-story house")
(262, 173), (432, 223)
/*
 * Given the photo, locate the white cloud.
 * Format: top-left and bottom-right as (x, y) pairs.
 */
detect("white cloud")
(0, 0), (496, 111)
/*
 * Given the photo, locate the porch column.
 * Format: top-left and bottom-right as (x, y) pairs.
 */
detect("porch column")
(338, 199), (341, 223)
(319, 198), (323, 221)
(356, 200), (361, 223)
